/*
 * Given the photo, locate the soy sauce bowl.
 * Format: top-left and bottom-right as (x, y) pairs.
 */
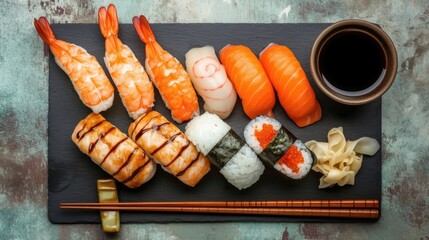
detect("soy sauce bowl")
(310, 19), (398, 105)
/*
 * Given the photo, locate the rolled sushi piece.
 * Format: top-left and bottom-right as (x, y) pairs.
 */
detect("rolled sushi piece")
(185, 112), (265, 190)
(244, 115), (314, 179)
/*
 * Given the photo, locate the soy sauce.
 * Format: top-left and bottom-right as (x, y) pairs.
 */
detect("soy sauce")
(319, 30), (386, 96)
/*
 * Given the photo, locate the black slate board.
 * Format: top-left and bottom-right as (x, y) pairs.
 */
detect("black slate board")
(48, 23), (381, 223)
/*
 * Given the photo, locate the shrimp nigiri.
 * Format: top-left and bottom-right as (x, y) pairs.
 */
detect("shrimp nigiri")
(219, 45), (276, 119)
(98, 4), (155, 119)
(259, 43), (322, 127)
(185, 46), (237, 119)
(34, 17), (114, 113)
(132, 15), (199, 123)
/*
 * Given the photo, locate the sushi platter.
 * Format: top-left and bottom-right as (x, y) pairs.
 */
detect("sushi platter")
(47, 23), (381, 223)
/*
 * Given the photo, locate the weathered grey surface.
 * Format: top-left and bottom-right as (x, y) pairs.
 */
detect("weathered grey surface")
(0, 0), (428, 239)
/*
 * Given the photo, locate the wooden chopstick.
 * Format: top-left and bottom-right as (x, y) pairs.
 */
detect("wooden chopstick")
(60, 200), (379, 219)
(61, 199), (379, 209)
(60, 205), (379, 219)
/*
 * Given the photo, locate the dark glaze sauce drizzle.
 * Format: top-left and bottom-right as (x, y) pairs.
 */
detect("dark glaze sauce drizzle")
(99, 137), (128, 166)
(75, 122), (87, 139)
(76, 120), (106, 140)
(165, 141), (190, 168)
(131, 113), (161, 139)
(129, 114), (146, 137)
(151, 132), (181, 155)
(176, 153), (200, 177)
(112, 148), (138, 176)
(133, 115), (199, 178)
(88, 127), (115, 154)
(135, 122), (170, 141)
(123, 157), (152, 183)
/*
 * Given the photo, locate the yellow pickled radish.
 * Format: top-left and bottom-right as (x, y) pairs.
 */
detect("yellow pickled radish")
(97, 179), (120, 233)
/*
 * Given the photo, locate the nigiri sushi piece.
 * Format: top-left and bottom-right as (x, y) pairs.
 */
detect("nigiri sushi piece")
(34, 17), (114, 113)
(72, 113), (156, 188)
(219, 45), (276, 119)
(185, 112), (265, 190)
(132, 16), (199, 123)
(129, 111), (210, 187)
(98, 4), (155, 119)
(185, 46), (237, 119)
(259, 43), (322, 127)
(244, 115), (314, 179)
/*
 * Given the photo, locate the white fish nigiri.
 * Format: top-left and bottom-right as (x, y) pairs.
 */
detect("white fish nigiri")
(185, 46), (237, 119)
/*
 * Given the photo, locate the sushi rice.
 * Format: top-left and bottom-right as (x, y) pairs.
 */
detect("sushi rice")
(185, 112), (265, 190)
(244, 116), (282, 154)
(185, 112), (231, 155)
(274, 140), (313, 179)
(219, 144), (265, 190)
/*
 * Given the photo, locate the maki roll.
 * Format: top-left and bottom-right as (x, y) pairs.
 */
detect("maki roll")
(244, 116), (314, 179)
(185, 112), (265, 190)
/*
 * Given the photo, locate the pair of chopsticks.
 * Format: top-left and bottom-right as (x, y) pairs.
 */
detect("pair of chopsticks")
(61, 199), (379, 219)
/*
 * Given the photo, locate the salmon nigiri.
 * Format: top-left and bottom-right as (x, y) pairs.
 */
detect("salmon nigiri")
(219, 45), (276, 119)
(259, 43), (322, 127)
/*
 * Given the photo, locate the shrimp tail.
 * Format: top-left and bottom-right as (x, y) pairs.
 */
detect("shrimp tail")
(34, 17), (56, 46)
(132, 15), (156, 44)
(98, 4), (119, 38)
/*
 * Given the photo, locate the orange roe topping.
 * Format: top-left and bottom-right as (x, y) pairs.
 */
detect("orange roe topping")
(254, 124), (277, 149)
(277, 145), (304, 173)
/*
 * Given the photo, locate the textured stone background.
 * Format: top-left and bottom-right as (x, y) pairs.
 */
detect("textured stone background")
(0, 0), (428, 239)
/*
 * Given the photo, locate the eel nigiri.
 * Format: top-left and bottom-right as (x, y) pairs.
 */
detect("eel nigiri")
(185, 46), (237, 119)
(72, 113), (156, 188)
(259, 43), (322, 127)
(129, 111), (210, 187)
(219, 45), (276, 119)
